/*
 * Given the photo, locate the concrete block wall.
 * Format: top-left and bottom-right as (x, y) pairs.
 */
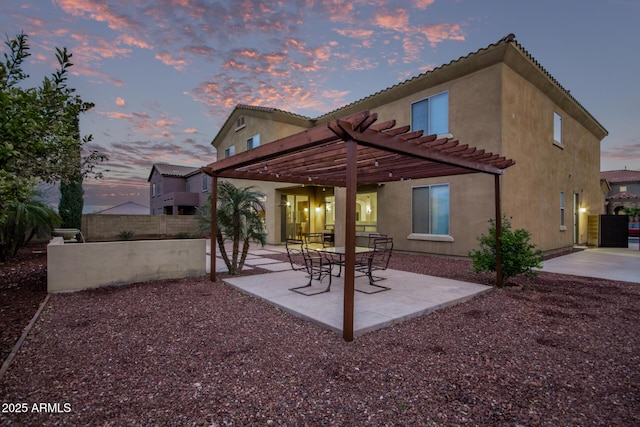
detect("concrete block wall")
(47, 237), (207, 293)
(82, 214), (203, 241)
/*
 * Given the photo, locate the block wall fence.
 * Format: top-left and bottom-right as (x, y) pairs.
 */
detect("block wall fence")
(81, 214), (205, 241)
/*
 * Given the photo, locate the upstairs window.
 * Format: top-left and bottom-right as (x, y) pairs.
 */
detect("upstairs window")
(553, 112), (563, 147)
(235, 116), (245, 131)
(247, 134), (260, 150)
(202, 175), (209, 192)
(186, 179), (191, 192)
(224, 145), (235, 158)
(411, 91), (449, 136)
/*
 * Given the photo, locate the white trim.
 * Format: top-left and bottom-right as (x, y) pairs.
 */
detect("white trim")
(407, 233), (454, 242)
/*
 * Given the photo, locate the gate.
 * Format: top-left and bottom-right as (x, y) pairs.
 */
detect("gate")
(599, 215), (629, 247)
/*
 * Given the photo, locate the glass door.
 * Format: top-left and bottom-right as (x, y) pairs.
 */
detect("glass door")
(282, 194), (309, 240)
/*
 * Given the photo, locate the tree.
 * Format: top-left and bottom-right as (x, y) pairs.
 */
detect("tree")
(624, 206), (640, 221)
(1, 33), (106, 257)
(59, 119), (83, 229)
(469, 216), (544, 287)
(199, 181), (266, 275)
(59, 175), (83, 229)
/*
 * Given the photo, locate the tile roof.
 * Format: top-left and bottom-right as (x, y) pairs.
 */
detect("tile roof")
(606, 192), (640, 200)
(601, 170), (640, 183)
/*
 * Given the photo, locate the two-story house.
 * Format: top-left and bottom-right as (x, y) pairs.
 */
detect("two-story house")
(148, 163), (212, 215)
(601, 169), (640, 215)
(207, 35), (608, 256)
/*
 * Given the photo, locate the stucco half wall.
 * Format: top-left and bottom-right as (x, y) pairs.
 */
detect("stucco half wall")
(47, 238), (206, 293)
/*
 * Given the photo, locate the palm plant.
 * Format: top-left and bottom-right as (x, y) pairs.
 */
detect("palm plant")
(199, 181), (266, 275)
(624, 206), (640, 221)
(0, 191), (61, 261)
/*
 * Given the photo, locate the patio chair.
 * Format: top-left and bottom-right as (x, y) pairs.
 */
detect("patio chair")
(285, 239), (306, 272)
(304, 232), (326, 249)
(355, 237), (393, 293)
(289, 247), (333, 295)
(367, 233), (387, 248)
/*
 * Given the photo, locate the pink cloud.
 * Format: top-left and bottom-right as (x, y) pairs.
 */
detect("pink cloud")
(418, 23), (466, 47)
(375, 8), (410, 32)
(413, 0), (436, 9)
(115, 97), (125, 107)
(602, 143), (640, 161)
(155, 51), (188, 71)
(71, 65), (125, 86)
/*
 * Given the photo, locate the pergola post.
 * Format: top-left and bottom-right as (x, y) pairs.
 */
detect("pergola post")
(343, 138), (357, 342)
(494, 174), (503, 288)
(210, 175), (218, 282)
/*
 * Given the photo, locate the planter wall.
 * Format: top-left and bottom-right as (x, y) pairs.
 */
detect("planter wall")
(47, 238), (206, 293)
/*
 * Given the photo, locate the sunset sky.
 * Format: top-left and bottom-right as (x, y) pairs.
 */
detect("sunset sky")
(1, 0), (638, 213)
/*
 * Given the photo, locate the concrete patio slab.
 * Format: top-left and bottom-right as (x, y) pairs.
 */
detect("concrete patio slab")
(223, 269), (491, 337)
(540, 247), (640, 284)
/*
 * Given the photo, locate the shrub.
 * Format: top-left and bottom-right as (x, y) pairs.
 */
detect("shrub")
(469, 216), (543, 286)
(117, 230), (134, 240)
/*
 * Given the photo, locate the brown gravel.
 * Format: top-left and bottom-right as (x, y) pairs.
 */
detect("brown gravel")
(0, 243), (48, 362)
(1, 248), (639, 426)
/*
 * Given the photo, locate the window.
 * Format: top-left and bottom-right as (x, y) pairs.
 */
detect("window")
(411, 91), (449, 135)
(224, 145), (235, 158)
(247, 134), (260, 150)
(553, 112), (563, 147)
(185, 179), (191, 192)
(202, 175), (209, 192)
(324, 196), (335, 230)
(323, 192), (378, 232)
(412, 184), (450, 235)
(560, 191), (566, 229)
(620, 186), (627, 192)
(235, 116), (245, 130)
(151, 183), (157, 197)
(356, 192), (377, 232)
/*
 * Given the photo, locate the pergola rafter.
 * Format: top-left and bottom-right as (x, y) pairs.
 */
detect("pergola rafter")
(202, 110), (515, 341)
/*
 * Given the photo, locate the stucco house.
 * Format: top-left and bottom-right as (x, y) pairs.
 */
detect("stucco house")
(148, 163), (212, 215)
(208, 34), (608, 256)
(601, 169), (640, 215)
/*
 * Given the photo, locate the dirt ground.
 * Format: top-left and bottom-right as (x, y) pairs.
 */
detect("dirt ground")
(1, 245), (639, 426)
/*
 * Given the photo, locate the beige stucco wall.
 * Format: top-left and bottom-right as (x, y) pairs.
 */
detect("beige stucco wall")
(47, 238), (206, 293)
(82, 214), (202, 241)
(500, 64), (602, 250)
(217, 113), (308, 160)
(210, 46), (605, 255)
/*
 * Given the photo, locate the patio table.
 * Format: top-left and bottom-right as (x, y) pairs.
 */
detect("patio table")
(318, 246), (373, 277)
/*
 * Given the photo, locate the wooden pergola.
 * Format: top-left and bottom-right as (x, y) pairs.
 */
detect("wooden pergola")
(201, 110), (515, 341)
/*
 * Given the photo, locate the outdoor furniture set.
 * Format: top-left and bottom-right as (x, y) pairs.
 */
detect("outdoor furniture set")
(286, 233), (393, 296)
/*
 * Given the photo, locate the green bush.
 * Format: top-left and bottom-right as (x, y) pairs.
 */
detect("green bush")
(117, 230), (134, 240)
(469, 216), (543, 286)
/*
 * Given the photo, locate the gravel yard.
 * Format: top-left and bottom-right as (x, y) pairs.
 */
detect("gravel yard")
(1, 246), (639, 426)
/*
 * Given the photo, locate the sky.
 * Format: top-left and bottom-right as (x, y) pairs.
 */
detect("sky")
(1, 0), (639, 213)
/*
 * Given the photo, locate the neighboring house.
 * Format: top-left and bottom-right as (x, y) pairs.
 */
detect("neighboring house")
(93, 201), (149, 215)
(601, 169), (640, 215)
(148, 163), (212, 215)
(208, 35), (607, 256)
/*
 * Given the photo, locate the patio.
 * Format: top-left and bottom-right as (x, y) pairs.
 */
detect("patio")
(209, 242), (492, 337)
(201, 110), (515, 340)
